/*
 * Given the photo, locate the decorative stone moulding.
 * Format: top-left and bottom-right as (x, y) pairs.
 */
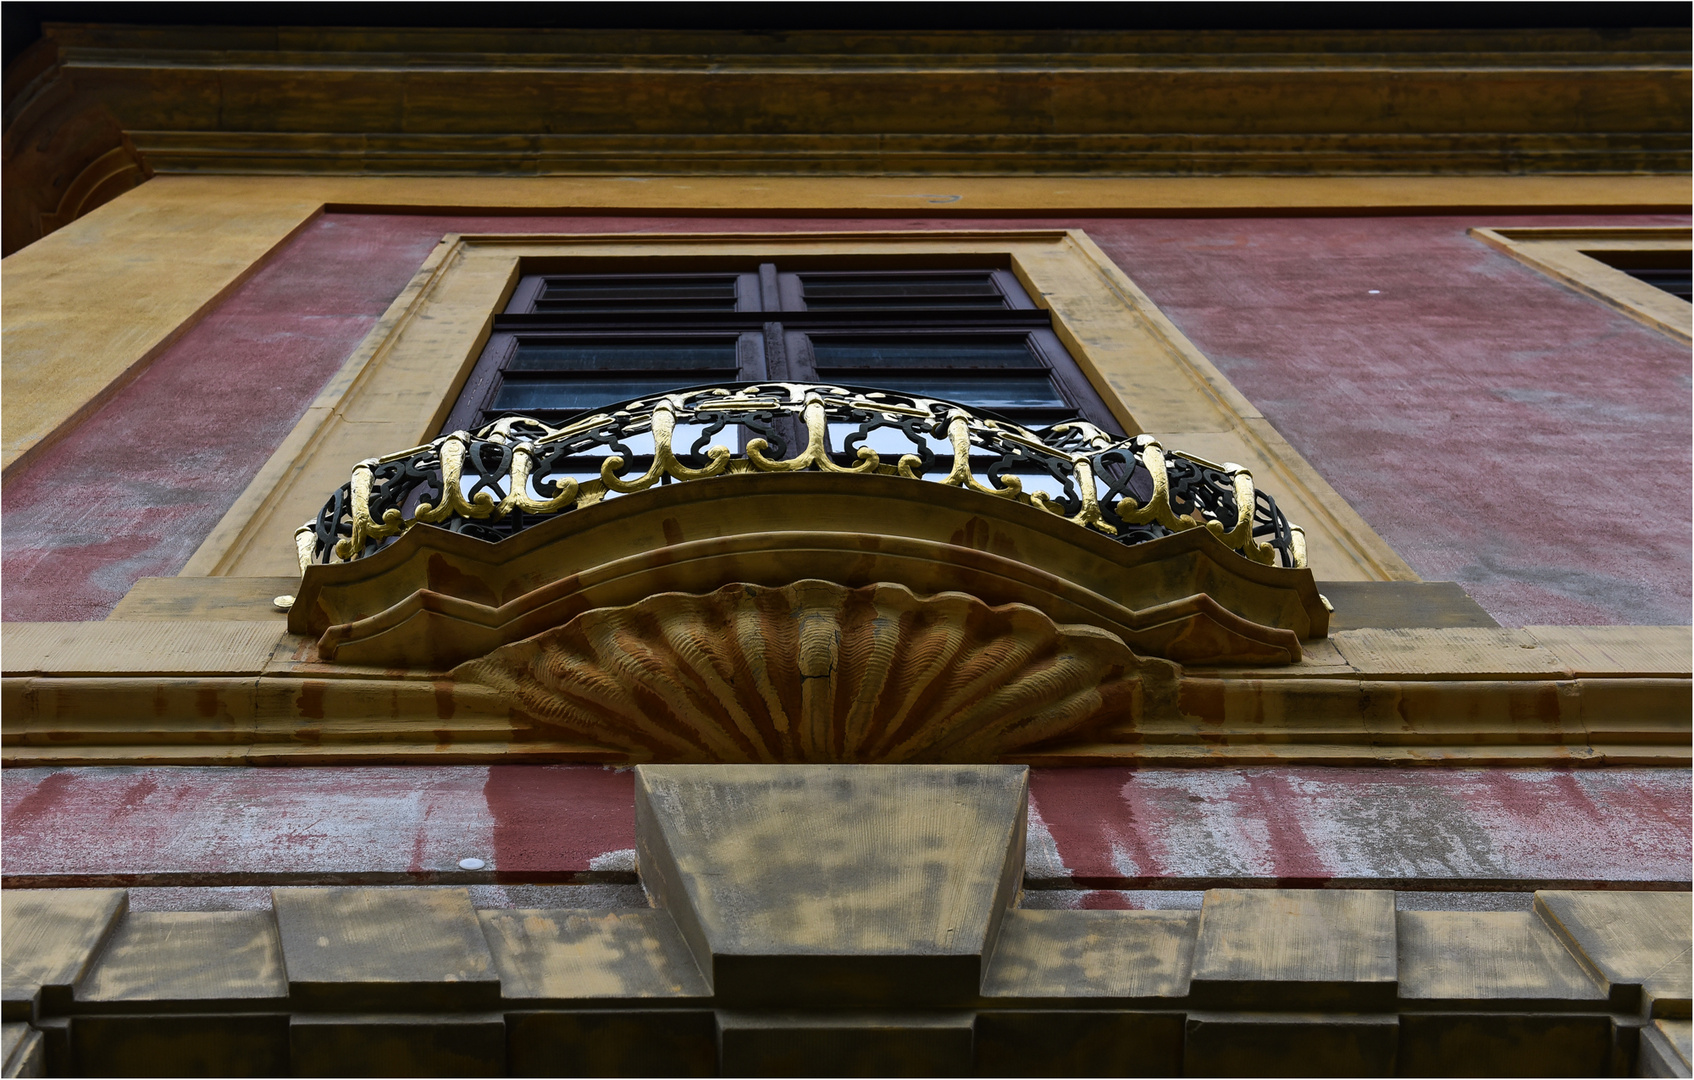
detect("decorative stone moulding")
(289, 472), (1326, 668)
(288, 385), (1328, 682)
(455, 580), (1168, 763)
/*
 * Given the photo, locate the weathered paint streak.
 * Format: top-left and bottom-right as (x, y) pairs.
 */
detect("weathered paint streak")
(3, 765), (1685, 891)
(1025, 767), (1692, 897)
(0, 764), (636, 886)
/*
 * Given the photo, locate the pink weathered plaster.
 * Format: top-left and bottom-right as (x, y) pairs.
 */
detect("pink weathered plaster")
(0, 764), (635, 886)
(2, 214), (443, 620)
(4, 765), (1685, 892)
(1084, 215), (1693, 627)
(1025, 766), (1693, 908)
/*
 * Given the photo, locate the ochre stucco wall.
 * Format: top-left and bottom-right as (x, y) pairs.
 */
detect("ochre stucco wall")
(3, 209), (1686, 625)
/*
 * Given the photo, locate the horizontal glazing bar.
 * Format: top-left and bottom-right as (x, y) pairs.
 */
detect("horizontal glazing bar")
(492, 310), (1048, 329)
(509, 341), (740, 371)
(812, 338), (1042, 368)
(800, 274), (1000, 292)
(835, 373), (1069, 410)
(802, 298), (1009, 310)
(533, 300), (738, 312)
(541, 283), (738, 297)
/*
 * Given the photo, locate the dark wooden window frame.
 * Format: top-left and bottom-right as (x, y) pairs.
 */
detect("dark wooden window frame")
(443, 264), (1123, 436)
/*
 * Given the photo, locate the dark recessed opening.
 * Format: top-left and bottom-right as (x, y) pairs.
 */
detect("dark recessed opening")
(1582, 250), (1693, 302)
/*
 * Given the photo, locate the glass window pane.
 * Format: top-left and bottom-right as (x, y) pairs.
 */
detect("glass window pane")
(535, 276), (739, 312)
(828, 373), (1068, 411)
(492, 376), (701, 414)
(800, 272), (1006, 310)
(812, 337), (1042, 369)
(509, 340), (740, 372)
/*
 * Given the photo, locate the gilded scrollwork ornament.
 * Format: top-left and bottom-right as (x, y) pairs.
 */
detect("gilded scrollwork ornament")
(298, 382), (1307, 573)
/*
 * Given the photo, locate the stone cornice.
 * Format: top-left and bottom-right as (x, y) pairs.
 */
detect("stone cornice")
(3, 614), (1686, 767)
(5, 24), (1689, 249)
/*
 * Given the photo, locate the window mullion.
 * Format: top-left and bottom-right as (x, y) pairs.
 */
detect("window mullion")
(763, 321), (792, 381)
(757, 263), (782, 311)
(784, 329), (818, 383)
(734, 272), (763, 312)
(776, 271), (806, 311)
(736, 332), (769, 381)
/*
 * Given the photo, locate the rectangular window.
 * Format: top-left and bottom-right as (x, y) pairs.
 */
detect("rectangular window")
(443, 263), (1121, 435)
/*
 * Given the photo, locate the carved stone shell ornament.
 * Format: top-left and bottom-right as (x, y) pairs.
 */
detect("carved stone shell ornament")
(451, 579), (1173, 763)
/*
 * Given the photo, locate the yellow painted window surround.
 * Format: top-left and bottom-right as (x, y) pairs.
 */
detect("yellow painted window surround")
(176, 229), (1414, 585)
(1469, 226), (1692, 344)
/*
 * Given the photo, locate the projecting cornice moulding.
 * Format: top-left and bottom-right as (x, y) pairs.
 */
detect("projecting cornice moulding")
(3, 616), (1688, 767)
(4, 24), (1689, 249)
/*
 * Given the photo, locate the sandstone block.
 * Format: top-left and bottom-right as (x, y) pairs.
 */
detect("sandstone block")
(272, 888), (498, 1010)
(1, 890), (126, 1020)
(635, 765), (1025, 1008)
(1190, 889), (1397, 1009)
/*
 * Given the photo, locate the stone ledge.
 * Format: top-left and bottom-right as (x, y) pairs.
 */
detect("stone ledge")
(2, 885), (1684, 1077)
(2, 764), (1687, 1075)
(3, 625), (1688, 767)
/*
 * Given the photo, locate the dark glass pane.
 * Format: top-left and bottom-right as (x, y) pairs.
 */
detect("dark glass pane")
(492, 376), (702, 414)
(800, 272), (1007, 310)
(812, 338), (1042, 369)
(832, 374), (1069, 411)
(509, 340), (740, 371)
(534, 275), (739, 312)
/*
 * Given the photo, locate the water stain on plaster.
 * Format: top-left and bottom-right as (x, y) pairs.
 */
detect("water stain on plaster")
(483, 764), (637, 883)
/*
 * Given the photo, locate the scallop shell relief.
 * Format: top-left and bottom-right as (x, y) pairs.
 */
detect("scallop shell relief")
(452, 579), (1170, 763)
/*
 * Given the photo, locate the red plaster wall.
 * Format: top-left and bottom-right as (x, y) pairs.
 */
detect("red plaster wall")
(1087, 216), (1693, 627)
(4, 765), (1686, 894)
(1, 215), (455, 620)
(4, 210), (1687, 625)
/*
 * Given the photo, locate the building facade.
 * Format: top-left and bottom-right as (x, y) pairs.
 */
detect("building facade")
(2, 18), (1690, 1077)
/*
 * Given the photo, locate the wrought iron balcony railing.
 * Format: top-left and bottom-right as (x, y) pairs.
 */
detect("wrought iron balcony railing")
(296, 382), (1307, 572)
